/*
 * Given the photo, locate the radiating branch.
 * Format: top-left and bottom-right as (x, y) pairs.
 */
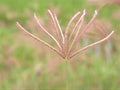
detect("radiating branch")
(68, 10), (86, 55)
(53, 11), (65, 44)
(70, 31), (114, 59)
(48, 10), (62, 45)
(68, 10), (86, 46)
(16, 22), (64, 58)
(75, 10), (98, 45)
(65, 11), (81, 40)
(34, 13), (62, 50)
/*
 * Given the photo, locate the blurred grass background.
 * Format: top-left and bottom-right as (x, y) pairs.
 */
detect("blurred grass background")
(0, 0), (120, 90)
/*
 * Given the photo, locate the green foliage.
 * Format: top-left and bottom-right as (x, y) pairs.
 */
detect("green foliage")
(0, 57), (120, 90)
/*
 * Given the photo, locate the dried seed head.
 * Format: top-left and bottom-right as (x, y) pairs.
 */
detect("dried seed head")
(16, 9), (114, 60)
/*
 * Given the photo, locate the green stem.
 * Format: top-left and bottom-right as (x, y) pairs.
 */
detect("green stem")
(64, 59), (69, 90)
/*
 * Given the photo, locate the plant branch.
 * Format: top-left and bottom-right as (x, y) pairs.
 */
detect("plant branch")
(34, 13), (62, 50)
(16, 22), (64, 58)
(68, 10), (86, 55)
(73, 10), (98, 46)
(70, 31), (114, 58)
(47, 10), (62, 46)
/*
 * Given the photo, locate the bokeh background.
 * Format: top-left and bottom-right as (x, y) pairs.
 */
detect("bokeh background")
(0, 0), (120, 90)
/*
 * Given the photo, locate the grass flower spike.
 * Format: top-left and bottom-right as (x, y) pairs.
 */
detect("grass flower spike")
(16, 9), (114, 60)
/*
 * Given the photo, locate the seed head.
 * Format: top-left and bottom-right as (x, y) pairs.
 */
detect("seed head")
(16, 9), (114, 60)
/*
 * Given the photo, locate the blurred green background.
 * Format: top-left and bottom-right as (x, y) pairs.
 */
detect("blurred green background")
(0, 0), (120, 90)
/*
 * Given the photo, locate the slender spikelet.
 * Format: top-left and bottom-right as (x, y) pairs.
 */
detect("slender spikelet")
(65, 11), (81, 40)
(68, 10), (86, 55)
(70, 31), (114, 58)
(34, 13), (62, 50)
(16, 22), (64, 58)
(16, 9), (114, 60)
(47, 10), (62, 46)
